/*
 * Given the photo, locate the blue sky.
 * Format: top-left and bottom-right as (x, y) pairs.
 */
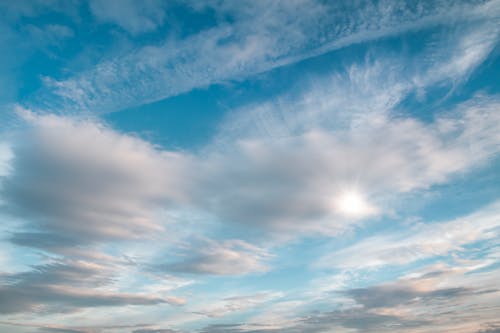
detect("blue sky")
(0, 1), (500, 332)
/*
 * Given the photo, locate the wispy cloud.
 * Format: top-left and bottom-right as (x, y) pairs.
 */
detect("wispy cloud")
(193, 291), (283, 318)
(88, 0), (167, 35)
(0, 258), (184, 314)
(317, 200), (500, 270)
(27, 0), (500, 114)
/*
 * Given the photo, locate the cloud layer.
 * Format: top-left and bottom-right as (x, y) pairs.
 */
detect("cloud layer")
(0, 1), (499, 332)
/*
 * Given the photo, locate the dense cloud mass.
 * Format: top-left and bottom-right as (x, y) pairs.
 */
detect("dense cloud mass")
(3, 111), (189, 248)
(3, 96), (500, 245)
(0, 1), (499, 333)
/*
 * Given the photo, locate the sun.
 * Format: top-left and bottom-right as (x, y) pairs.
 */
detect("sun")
(334, 189), (377, 218)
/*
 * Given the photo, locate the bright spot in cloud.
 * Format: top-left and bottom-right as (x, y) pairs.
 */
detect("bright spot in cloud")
(334, 189), (378, 218)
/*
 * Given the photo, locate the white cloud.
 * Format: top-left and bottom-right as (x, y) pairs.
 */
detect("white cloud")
(89, 0), (167, 35)
(215, 16), (500, 147)
(192, 96), (500, 236)
(317, 200), (500, 270)
(30, 0), (499, 114)
(4, 94), (500, 245)
(214, 58), (410, 143)
(414, 17), (500, 89)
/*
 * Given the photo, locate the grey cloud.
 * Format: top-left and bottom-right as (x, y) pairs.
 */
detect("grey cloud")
(38, 328), (88, 333)
(345, 285), (471, 309)
(156, 240), (270, 276)
(2, 112), (189, 250)
(303, 309), (428, 331)
(0, 280), (170, 314)
(196, 272), (497, 333)
(478, 327), (500, 333)
(132, 328), (180, 333)
(0, 321), (154, 333)
(198, 325), (244, 333)
(0, 259), (179, 314)
(1, 260), (113, 288)
(333, 266), (500, 330)
(198, 308), (427, 333)
(10, 231), (84, 252)
(193, 292), (282, 318)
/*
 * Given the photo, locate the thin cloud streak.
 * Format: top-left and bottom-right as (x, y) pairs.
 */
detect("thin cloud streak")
(28, 0), (500, 114)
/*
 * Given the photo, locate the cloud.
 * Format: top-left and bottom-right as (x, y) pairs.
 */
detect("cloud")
(197, 262), (500, 333)
(478, 327), (500, 333)
(89, 0), (167, 35)
(4, 94), (500, 246)
(1, 1), (498, 330)
(157, 239), (270, 276)
(193, 292), (283, 318)
(0, 258), (183, 314)
(191, 96), (500, 236)
(0, 92), (498, 321)
(1, 110), (189, 249)
(133, 330), (179, 333)
(0, 321), (155, 333)
(198, 309), (427, 333)
(30, 0), (499, 114)
(5, 3), (496, 239)
(0, 0), (77, 21)
(318, 199), (500, 270)
(418, 16), (500, 88)
(338, 264), (500, 332)
(22, 24), (74, 47)
(215, 19), (500, 146)
(38, 328), (87, 333)
(0, 142), (13, 178)
(345, 284), (471, 309)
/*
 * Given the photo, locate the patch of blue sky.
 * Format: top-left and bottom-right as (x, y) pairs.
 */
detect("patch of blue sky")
(103, 85), (230, 150)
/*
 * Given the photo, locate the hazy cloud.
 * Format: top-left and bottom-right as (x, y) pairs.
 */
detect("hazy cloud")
(194, 292), (283, 318)
(89, 0), (167, 35)
(0, 259), (183, 314)
(157, 240), (270, 276)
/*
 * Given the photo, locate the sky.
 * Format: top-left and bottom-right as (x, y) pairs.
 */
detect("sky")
(0, 0), (500, 332)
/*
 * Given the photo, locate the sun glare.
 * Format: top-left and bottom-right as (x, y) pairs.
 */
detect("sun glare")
(334, 189), (377, 218)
